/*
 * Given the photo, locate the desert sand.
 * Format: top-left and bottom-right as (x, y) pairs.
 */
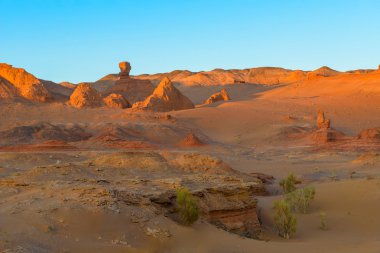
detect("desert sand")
(0, 62), (380, 252)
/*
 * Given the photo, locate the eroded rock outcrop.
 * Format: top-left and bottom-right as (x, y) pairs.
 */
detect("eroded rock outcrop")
(103, 93), (130, 109)
(180, 133), (205, 147)
(133, 77), (194, 112)
(307, 66), (339, 80)
(0, 122), (92, 146)
(204, 88), (231, 104)
(313, 110), (345, 143)
(358, 128), (380, 140)
(96, 151), (266, 238)
(102, 62), (155, 104)
(0, 63), (51, 102)
(317, 110), (330, 129)
(69, 83), (104, 108)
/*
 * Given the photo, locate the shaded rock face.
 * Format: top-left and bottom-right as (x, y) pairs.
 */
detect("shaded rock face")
(133, 77), (195, 112)
(0, 76), (19, 100)
(358, 128), (380, 140)
(103, 93), (130, 109)
(204, 88), (231, 104)
(102, 62), (155, 104)
(69, 83), (104, 108)
(317, 110), (330, 129)
(0, 63), (51, 102)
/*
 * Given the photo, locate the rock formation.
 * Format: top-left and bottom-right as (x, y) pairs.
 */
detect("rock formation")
(134, 67), (308, 86)
(133, 77), (195, 112)
(69, 83), (104, 108)
(0, 76), (19, 100)
(0, 63), (51, 102)
(317, 110), (330, 129)
(307, 66), (339, 80)
(102, 62), (155, 104)
(103, 93), (130, 109)
(204, 88), (231, 104)
(180, 133), (205, 147)
(358, 128), (380, 140)
(313, 110), (345, 143)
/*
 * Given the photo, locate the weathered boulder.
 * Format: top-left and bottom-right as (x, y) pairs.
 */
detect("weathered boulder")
(0, 63), (51, 102)
(204, 88), (231, 104)
(133, 77), (194, 112)
(69, 83), (103, 108)
(103, 93), (130, 109)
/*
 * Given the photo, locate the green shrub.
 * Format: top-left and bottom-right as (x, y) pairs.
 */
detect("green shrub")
(273, 199), (297, 239)
(279, 173), (297, 194)
(319, 212), (328, 230)
(286, 187), (316, 213)
(176, 187), (199, 225)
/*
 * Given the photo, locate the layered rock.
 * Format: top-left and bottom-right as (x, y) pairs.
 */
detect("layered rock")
(103, 93), (130, 109)
(133, 77), (194, 112)
(69, 83), (104, 108)
(0, 63), (51, 102)
(102, 62), (155, 104)
(204, 88), (231, 104)
(97, 152), (267, 238)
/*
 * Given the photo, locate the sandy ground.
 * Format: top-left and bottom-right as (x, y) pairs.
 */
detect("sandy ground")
(1, 74), (380, 252)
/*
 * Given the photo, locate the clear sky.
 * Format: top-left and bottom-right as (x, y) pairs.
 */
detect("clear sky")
(1, 0), (380, 83)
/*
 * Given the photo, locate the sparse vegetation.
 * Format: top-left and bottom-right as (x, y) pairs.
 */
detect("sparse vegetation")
(176, 187), (199, 225)
(286, 186), (316, 213)
(279, 173), (297, 194)
(319, 212), (328, 230)
(273, 199), (297, 239)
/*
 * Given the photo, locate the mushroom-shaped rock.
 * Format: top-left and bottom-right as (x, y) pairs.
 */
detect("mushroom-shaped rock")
(119, 62), (131, 75)
(103, 93), (130, 109)
(0, 63), (51, 102)
(133, 77), (194, 112)
(69, 83), (104, 108)
(204, 88), (231, 104)
(102, 62), (154, 104)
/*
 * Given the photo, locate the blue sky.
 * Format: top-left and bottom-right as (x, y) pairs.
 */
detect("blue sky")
(1, 0), (380, 83)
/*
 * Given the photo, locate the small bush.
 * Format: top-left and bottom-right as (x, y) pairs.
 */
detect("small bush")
(273, 199), (297, 239)
(279, 173), (297, 194)
(319, 212), (328, 230)
(176, 187), (199, 225)
(286, 186), (316, 213)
